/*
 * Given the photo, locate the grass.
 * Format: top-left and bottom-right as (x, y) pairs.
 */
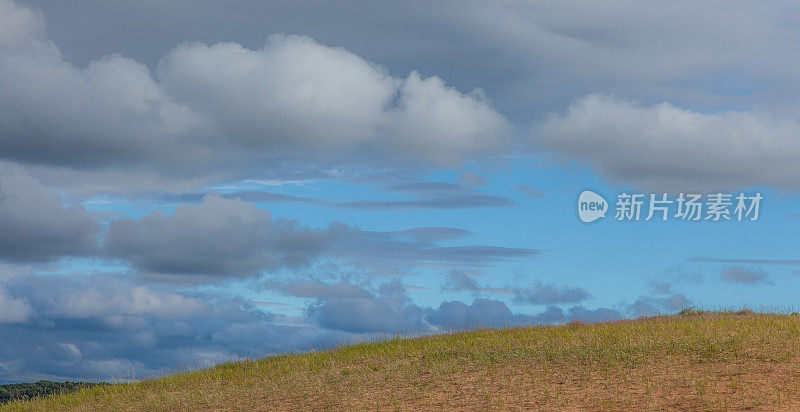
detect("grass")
(6, 310), (800, 410)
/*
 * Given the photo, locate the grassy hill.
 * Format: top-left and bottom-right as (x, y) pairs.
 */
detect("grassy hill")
(5, 310), (800, 411)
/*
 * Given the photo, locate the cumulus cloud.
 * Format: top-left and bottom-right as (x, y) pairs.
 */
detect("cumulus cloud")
(0, 272), (348, 382)
(0, 270), (626, 381)
(512, 282), (589, 305)
(626, 294), (692, 316)
(273, 277), (609, 333)
(0, 0), (510, 187)
(0, 164), (99, 262)
(425, 299), (525, 329)
(720, 266), (771, 285)
(270, 279), (424, 333)
(156, 36), (398, 152)
(0, 285), (33, 324)
(106, 196), (345, 280)
(536, 94), (800, 190)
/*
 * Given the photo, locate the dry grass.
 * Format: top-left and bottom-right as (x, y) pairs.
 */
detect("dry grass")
(6, 311), (800, 411)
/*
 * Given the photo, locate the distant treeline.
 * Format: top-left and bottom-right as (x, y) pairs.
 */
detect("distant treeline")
(0, 380), (101, 404)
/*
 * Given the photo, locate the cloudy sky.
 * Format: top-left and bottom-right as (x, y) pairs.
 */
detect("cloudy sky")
(1, 0), (800, 383)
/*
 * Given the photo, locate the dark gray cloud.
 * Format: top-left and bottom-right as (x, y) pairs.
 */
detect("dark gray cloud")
(106, 195), (346, 280)
(269, 279), (424, 333)
(0, 272), (350, 383)
(563, 306), (623, 324)
(104, 199), (530, 281)
(101, 192), (531, 281)
(0, 271), (628, 382)
(271, 277), (617, 333)
(626, 294), (692, 316)
(0, 164), (100, 262)
(720, 266), (771, 285)
(425, 299), (525, 329)
(425, 301), (622, 329)
(308, 281), (426, 333)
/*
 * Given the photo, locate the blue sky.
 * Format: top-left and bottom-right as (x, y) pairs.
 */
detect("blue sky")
(2, 0), (800, 383)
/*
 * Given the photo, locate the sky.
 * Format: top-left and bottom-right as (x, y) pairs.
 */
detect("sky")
(1, 0), (800, 383)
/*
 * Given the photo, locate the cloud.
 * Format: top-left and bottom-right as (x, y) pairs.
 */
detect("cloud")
(458, 172), (488, 186)
(273, 278), (604, 333)
(328, 229), (538, 274)
(646, 266), (704, 296)
(626, 294), (692, 316)
(516, 185), (544, 198)
(272, 279), (425, 333)
(0, 271), (627, 381)
(341, 194), (515, 210)
(0, 0), (510, 192)
(442, 271), (483, 293)
(0, 272), (350, 383)
(0, 2), (510, 186)
(691, 256), (800, 267)
(536, 94), (800, 190)
(0, 285), (33, 324)
(512, 282), (589, 305)
(222, 191), (317, 203)
(0, 164), (100, 262)
(394, 227), (471, 242)
(441, 272), (588, 305)
(720, 266), (771, 285)
(26, 0), (800, 123)
(425, 299), (525, 329)
(104, 195), (532, 281)
(106, 195), (345, 280)
(339, 180), (516, 210)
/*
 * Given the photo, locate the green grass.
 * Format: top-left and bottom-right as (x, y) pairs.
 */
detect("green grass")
(6, 311), (800, 410)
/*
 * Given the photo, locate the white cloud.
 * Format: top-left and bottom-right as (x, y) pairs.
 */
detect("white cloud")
(157, 36), (397, 151)
(536, 94), (800, 190)
(0, 0), (510, 188)
(0, 285), (33, 324)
